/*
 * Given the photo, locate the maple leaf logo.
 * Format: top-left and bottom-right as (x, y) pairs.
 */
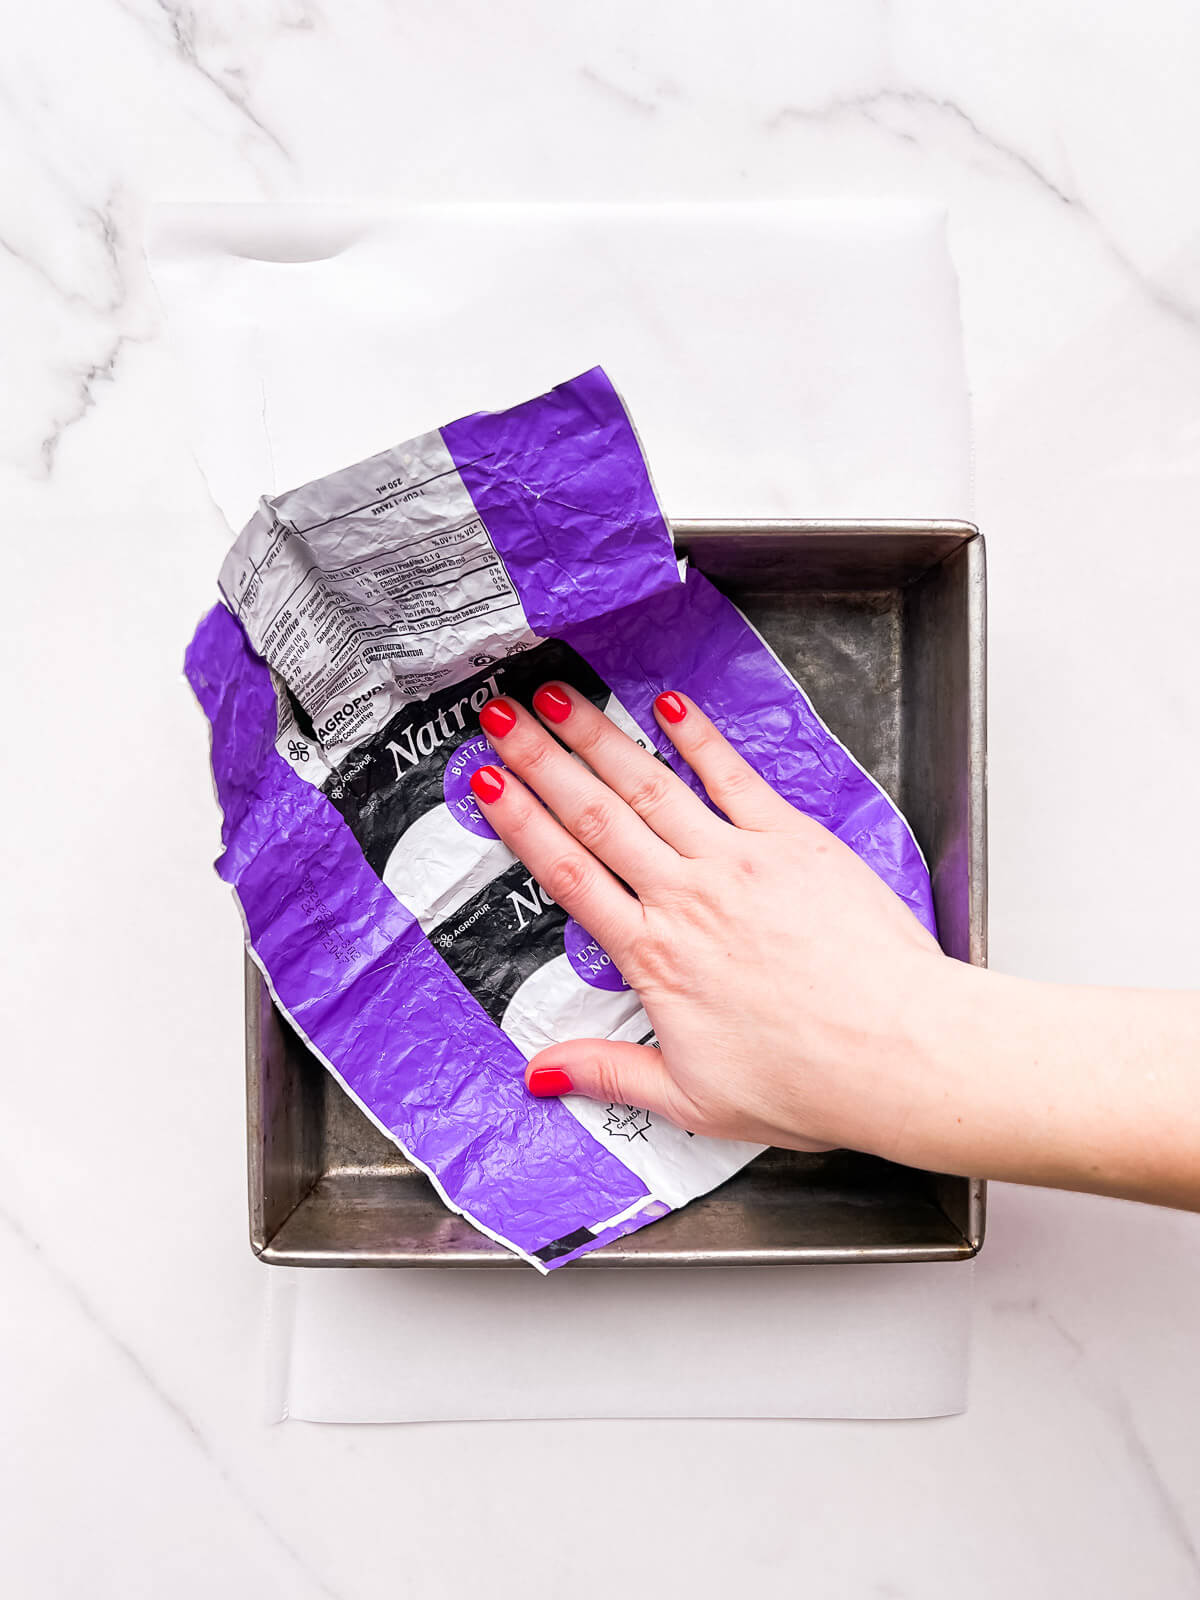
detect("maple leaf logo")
(603, 1104), (652, 1142)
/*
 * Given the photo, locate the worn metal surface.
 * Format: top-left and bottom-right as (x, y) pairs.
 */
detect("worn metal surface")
(245, 520), (987, 1266)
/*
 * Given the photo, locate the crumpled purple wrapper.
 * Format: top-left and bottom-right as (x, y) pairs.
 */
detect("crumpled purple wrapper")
(187, 368), (935, 1269)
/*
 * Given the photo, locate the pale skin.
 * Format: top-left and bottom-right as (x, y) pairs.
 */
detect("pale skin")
(469, 685), (1200, 1213)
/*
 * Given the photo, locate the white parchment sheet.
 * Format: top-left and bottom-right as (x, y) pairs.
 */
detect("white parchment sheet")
(153, 200), (974, 1421)
(269, 1264), (973, 1423)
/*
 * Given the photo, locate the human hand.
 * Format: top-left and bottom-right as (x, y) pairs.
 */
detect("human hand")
(470, 684), (952, 1161)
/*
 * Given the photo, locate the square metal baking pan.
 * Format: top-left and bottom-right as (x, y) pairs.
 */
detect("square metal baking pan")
(245, 519), (987, 1267)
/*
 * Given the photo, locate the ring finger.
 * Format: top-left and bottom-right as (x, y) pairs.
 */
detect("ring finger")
(478, 696), (681, 893)
(528, 682), (728, 857)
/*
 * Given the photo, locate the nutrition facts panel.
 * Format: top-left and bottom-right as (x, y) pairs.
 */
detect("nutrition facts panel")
(219, 428), (535, 755)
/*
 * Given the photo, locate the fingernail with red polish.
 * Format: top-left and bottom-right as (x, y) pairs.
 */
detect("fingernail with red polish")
(469, 764), (506, 804)
(479, 698), (518, 738)
(655, 691), (687, 725)
(527, 1065), (574, 1097)
(532, 684), (572, 724)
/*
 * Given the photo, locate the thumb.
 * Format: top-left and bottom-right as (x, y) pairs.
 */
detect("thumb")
(525, 1038), (678, 1119)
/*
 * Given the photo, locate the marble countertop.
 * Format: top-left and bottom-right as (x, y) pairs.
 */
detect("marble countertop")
(3, 4), (1199, 1596)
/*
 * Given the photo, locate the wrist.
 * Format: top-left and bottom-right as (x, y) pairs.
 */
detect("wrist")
(870, 955), (998, 1176)
(877, 964), (1200, 1208)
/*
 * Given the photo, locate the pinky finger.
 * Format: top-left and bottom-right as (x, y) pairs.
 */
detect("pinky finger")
(653, 691), (800, 833)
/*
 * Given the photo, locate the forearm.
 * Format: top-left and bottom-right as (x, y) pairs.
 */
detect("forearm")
(890, 964), (1200, 1210)
(469, 675), (1200, 1213)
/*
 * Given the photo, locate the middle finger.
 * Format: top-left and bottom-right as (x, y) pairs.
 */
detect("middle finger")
(478, 696), (681, 893)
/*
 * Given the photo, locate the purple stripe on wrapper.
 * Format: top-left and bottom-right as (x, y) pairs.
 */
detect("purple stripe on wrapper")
(186, 604), (651, 1265)
(442, 367), (681, 635)
(562, 568), (938, 938)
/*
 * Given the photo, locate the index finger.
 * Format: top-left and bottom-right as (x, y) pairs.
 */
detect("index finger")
(466, 762), (641, 964)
